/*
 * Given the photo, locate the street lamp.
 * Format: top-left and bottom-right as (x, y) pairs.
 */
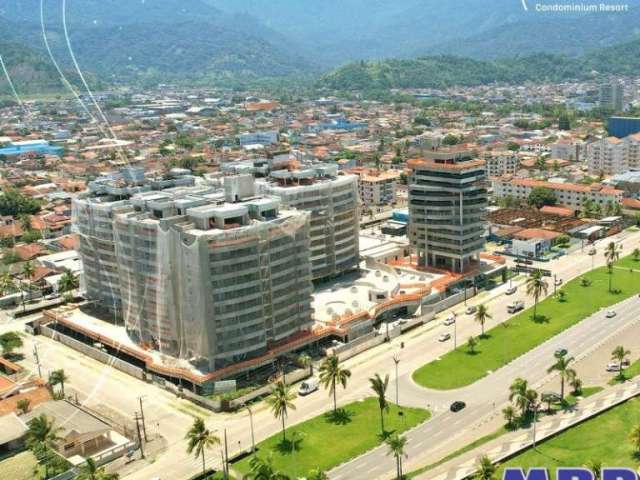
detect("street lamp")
(392, 355), (400, 405)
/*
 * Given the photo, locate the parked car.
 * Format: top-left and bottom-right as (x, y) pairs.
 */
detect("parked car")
(606, 310), (617, 318)
(465, 305), (477, 315)
(505, 286), (517, 295)
(606, 362), (624, 372)
(438, 333), (451, 342)
(443, 315), (456, 326)
(507, 301), (525, 314)
(298, 377), (319, 396)
(450, 401), (466, 412)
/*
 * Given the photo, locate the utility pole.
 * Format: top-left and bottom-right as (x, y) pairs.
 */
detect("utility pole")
(392, 355), (400, 405)
(138, 396), (148, 442)
(134, 412), (145, 459)
(244, 404), (255, 454)
(223, 428), (230, 479)
(33, 342), (42, 378)
(553, 274), (557, 296)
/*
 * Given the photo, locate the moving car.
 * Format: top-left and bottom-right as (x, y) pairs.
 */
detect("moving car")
(605, 310), (617, 318)
(298, 377), (319, 395)
(438, 333), (451, 342)
(443, 314), (456, 326)
(465, 305), (477, 315)
(505, 286), (517, 295)
(450, 401), (466, 412)
(606, 362), (624, 372)
(507, 301), (525, 314)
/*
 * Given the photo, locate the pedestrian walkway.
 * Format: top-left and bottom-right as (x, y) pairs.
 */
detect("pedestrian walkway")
(417, 379), (640, 480)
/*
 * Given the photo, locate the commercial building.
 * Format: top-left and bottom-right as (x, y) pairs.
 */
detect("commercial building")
(599, 81), (624, 112)
(483, 151), (519, 177)
(0, 139), (63, 158)
(608, 116), (640, 139)
(492, 176), (624, 212)
(257, 164), (359, 281)
(74, 169), (314, 370)
(407, 149), (488, 273)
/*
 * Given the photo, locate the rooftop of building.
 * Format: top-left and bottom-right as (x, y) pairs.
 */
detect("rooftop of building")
(495, 176), (623, 195)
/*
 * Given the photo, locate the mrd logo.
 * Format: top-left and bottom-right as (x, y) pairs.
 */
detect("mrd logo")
(504, 468), (639, 480)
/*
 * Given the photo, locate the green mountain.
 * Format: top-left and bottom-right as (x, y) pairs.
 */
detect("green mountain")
(318, 39), (640, 91)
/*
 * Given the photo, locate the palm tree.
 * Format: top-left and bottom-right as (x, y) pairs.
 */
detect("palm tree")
(629, 425), (640, 453)
(568, 370), (582, 395)
(26, 414), (62, 479)
(634, 248), (640, 262)
(509, 378), (530, 417)
(16, 398), (30, 415)
(502, 405), (517, 429)
(547, 355), (576, 400)
(297, 353), (313, 375)
(604, 242), (620, 293)
(18, 214), (32, 232)
(467, 336), (478, 354)
(185, 417), (220, 475)
(21, 260), (35, 312)
(49, 369), (69, 398)
(247, 453), (290, 480)
(477, 455), (496, 480)
(526, 270), (548, 321)
(369, 373), (390, 435)
(584, 460), (603, 480)
(319, 355), (351, 413)
(474, 304), (491, 336)
(385, 434), (408, 480)
(266, 380), (296, 442)
(611, 346), (631, 379)
(58, 269), (79, 297)
(77, 458), (119, 480)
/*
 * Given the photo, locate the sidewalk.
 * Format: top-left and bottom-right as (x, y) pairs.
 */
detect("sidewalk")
(416, 379), (640, 480)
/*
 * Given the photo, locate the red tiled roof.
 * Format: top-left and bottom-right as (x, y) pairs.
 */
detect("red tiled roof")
(540, 205), (574, 217)
(14, 243), (46, 261)
(514, 228), (562, 241)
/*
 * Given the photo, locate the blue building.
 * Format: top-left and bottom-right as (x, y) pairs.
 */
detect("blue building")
(608, 116), (640, 139)
(0, 140), (63, 158)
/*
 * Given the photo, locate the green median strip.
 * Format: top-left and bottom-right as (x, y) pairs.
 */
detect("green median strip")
(413, 254), (640, 390)
(232, 397), (430, 478)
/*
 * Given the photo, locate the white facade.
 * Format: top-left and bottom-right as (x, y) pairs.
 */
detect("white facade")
(483, 152), (519, 177)
(587, 134), (640, 175)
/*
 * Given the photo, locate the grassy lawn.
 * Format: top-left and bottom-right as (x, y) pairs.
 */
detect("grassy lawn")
(232, 398), (430, 478)
(498, 397), (640, 474)
(0, 451), (38, 480)
(413, 256), (640, 390)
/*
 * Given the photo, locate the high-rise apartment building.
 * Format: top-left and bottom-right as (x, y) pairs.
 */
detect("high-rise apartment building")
(257, 164), (360, 281)
(74, 170), (313, 370)
(599, 81), (625, 112)
(408, 149), (487, 273)
(483, 151), (520, 177)
(587, 133), (640, 175)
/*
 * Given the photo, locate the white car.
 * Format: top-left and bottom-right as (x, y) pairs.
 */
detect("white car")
(443, 315), (456, 326)
(465, 305), (477, 315)
(606, 362), (623, 372)
(438, 333), (451, 342)
(606, 310), (617, 318)
(505, 286), (517, 295)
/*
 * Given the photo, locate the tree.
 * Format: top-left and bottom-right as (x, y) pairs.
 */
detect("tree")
(185, 417), (220, 475)
(474, 304), (491, 337)
(604, 242), (621, 293)
(509, 378), (531, 417)
(369, 373), (390, 435)
(21, 260), (35, 312)
(629, 425), (640, 453)
(297, 353), (312, 375)
(634, 248), (640, 262)
(385, 434), (408, 480)
(247, 453), (290, 480)
(611, 346), (630, 379)
(0, 331), (23, 357)
(57, 269), (79, 297)
(266, 380), (296, 442)
(319, 355), (351, 413)
(569, 374), (582, 395)
(0, 271), (16, 297)
(16, 398), (30, 415)
(584, 460), (603, 480)
(526, 270), (548, 321)
(507, 142), (520, 151)
(77, 458), (119, 480)
(556, 290), (566, 302)
(467, 336), (478, 354)
(49, 369), (69, 398)
(442, 133), (460, 146)
(558, 114), (571, 131)
(547, 355), (576, 400)
(528, 187), (556, 209)
(307, 468), (328, 480)
(26, 414), (62, 479)
(502, 405), (516, 429)
(477, 455), (496, 480)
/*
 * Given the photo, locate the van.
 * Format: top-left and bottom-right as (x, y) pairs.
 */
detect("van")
(507, 301), (524, 314)
(298, 377), (319, 396)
